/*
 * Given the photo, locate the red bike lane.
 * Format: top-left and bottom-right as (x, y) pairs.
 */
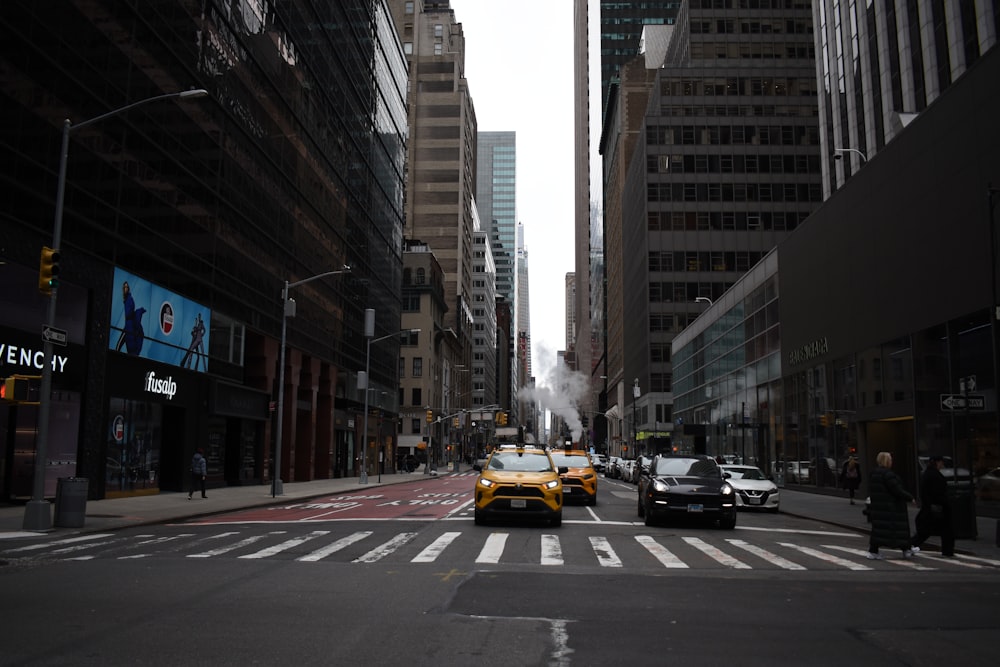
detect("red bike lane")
(190, 474), (475, 524)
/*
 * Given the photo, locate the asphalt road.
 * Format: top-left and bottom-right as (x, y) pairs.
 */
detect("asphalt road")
(2, 474), (997, 666)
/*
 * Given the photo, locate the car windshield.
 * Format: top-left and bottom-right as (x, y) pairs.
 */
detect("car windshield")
(727, 467), (766, 480)
(487, 452), (553, 473)
(550, 453), (591, 468)
(653, 457), (720, 477)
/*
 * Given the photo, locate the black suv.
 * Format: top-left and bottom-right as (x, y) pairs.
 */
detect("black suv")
(637, 455), (737, 529)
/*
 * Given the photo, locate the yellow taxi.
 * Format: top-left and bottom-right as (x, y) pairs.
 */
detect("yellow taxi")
(473, 444), (565, 526)
(549, 446), (598, 505)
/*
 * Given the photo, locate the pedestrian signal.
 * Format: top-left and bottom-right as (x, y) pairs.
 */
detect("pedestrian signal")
(38, 246), (61, 294)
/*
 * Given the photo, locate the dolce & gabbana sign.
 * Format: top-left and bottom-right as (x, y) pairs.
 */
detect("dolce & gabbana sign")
(788, 336), (829, 366)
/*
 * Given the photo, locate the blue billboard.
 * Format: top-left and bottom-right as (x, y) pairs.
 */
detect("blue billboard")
(109, 267), (211, 372)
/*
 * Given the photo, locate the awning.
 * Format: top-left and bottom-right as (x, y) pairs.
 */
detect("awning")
(604, 405), (621, 420)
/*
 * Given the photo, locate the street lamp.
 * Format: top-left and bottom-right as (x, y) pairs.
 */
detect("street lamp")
(833, 147), (868, 163)
(360, 307), (418, 484)
(632, 377), (641, 457)
(273, 265), (351, 497)
(23, 88), (210, 531)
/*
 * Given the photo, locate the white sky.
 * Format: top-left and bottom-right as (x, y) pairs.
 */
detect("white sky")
(449, 0), (601, 390)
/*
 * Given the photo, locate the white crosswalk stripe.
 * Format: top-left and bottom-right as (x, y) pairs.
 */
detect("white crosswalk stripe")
(682, 536), (751, 569)
(4, 528), (994, 573)
(298, 531), (372, 562)
(352, 532), (417, 563)
(238, 530), (330, 559)
(589, 536), (622, 567)
(475, 532), (508, 564)
(412, 531), (461, 563)
(635, 535), (688, 568)
(726, 538), (806, 570)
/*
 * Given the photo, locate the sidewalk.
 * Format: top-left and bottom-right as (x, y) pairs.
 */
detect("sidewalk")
(2, 470), (998, 559)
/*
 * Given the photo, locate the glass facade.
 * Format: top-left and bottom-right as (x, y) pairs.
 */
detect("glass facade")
(0, 1), (408, 496)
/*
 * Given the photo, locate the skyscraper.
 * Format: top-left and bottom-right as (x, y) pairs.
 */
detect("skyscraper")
(815, 1), (999, 197)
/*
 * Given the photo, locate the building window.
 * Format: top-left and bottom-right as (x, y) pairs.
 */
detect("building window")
(412, 357), (423, 377)
(416, 268), (426, 284)
(411, 418), (420, 433)
(412, 387), (421, 405)
(403, 42), (413, 55)
(404, 1), (414, 14)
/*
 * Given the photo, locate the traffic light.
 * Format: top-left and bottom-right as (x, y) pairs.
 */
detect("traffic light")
(1, 376), (30, 402)
(38, 246), (61, 294)
(582, 415), (589, 427)
(426, 409), (433, 423)
(452, 417), (460, 428)
(819, 413), (829, 427)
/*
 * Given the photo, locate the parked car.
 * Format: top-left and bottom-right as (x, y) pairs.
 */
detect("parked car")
(620, 459), (636, 483)
(607, 456), (623, 479)
(720, 465), (780, 512)
(977, 467), (1000, 502)
(637, 455), (737, 529)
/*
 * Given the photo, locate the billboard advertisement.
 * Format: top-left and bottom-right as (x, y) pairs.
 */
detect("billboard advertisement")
(109, 267), (211, 372)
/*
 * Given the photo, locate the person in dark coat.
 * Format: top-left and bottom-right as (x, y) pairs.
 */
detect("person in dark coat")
(188, 448), (207, 499)
(841, 456), (861, 504)
(866, 451), (917, 559)
(911, 455), (955, 557)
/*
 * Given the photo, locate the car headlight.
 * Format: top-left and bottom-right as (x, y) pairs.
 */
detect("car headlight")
(544, 479), (560, 490)
(478, 477), (495, 488)
(652, 479), (668, 493)
(721, 484), (734, 495)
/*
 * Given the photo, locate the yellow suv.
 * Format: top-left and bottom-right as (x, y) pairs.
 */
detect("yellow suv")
(473, 444), (565, 526)
(549, 447), (598, 505)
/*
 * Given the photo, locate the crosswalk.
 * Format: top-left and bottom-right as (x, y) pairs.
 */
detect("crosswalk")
(3, 528), (996, 572)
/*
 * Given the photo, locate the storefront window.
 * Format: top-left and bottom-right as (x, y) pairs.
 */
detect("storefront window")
(106, 397), (162, 496)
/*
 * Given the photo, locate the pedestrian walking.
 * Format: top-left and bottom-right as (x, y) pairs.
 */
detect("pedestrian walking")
(866, 451), (918, 559)
(841, 456), (861, 504)
(911, 455), (955, 557)
(188, 448), (207, 499)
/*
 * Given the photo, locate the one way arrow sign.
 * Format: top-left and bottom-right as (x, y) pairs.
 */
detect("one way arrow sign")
(42, 325), (68, 347)
(940, 394), (985, 411)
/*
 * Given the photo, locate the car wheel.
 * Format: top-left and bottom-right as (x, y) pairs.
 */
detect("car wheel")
(719, 514), (737, 530)
(588, 494), (597, 506)
(767, 506), (780, 514)
(644, 507), (657, 527)
(474, 509), (484, 526)
(550, 511), (562, 528)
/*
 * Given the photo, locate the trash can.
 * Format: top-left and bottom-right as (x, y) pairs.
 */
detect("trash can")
(54, 477), (88, 528)
(948, 483), (977, 539)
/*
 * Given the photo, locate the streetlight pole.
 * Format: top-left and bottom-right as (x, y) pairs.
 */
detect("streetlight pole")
(23, 89), (209, 531)
(632, 378), (640, 458)
(833, 147), (868, 163)
(273, 265), (351, 497)
(360, 309), (418, 484)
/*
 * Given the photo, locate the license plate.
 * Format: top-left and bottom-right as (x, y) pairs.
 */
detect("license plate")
(687, 503), (704, 512)
(564, 487), (572, 493)
(511, 499), (526, 509)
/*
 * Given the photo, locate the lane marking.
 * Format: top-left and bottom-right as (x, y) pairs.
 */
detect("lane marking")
(635, 535), (688, 568)
(540, 534), (563, 566)
(298, 531), (373, 562)
(188, 532), (285, 558)
(726, 538), (806, 570)
(1, 534), (115, 553)
(822, 544), (935, 570)
(239, 530), (330, 559)
(352, 532), (417, 563)
(412, 531), (461, 563)
(475, 532), (508, 564)
(779, 542), (872, 570)
(682, 536), (751, 569)
(589, 536), (623, 567)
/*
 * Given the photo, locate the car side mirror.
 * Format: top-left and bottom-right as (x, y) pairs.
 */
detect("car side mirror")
(723, 472), (731, 479)
(473, 464), (482, 472)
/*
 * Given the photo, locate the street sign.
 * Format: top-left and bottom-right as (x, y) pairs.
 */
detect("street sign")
(940, 394), (986, 411)
(42, 325), (68, 346)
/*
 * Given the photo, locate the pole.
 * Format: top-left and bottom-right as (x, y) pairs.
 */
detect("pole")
(273, 280), (289, 497)
(361, 336), (372, 484)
